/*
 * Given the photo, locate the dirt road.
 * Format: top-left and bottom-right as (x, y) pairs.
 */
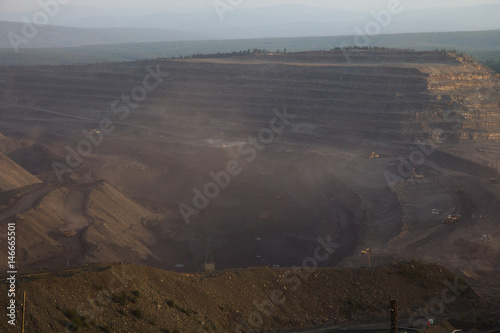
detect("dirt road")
(0, 185), (54, 224)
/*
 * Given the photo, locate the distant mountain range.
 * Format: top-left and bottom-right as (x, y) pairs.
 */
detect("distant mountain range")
(0, 21), (206, 49)
(0, 4), (499, 49)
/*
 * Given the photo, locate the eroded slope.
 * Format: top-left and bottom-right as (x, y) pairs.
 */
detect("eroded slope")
(0, 50), (498, 274)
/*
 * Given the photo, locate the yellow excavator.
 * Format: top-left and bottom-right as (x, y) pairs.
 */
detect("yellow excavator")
(411, 168), (424, 179)
(369, 152), (380, 159)
(442, 214), (461, 224)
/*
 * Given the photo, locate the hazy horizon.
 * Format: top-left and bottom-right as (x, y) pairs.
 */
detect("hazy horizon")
(2, 0), (500, 13)
(1, 0), (500, 50)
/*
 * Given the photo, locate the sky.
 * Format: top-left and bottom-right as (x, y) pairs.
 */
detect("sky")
(2, 0), (500, 12)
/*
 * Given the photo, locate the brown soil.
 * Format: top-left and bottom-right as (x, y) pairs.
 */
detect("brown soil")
(0, 261), (495, 333)
(0, 152), (41, 191)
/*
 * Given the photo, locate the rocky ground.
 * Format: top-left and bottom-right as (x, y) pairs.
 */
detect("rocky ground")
(0, 261), (497, 333)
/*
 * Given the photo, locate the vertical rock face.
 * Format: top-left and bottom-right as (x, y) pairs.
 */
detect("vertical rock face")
(0, 50), (497, 149)
(419, 54), (500, 142)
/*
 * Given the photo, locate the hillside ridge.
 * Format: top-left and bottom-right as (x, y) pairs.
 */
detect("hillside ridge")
(0, 261), (493, 332)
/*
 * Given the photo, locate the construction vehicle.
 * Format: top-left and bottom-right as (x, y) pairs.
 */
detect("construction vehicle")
(411, 168), (425, 179)
(369, 152), (380, 159)
(361, 248), (373, 267)
(64, 231), (74, 237)
(442, 214), (461, 224)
